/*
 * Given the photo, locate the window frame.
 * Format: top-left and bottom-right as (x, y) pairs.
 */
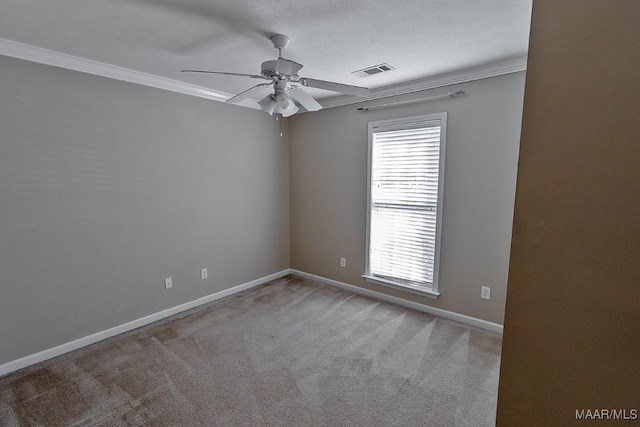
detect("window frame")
(363, 113), (447, 299)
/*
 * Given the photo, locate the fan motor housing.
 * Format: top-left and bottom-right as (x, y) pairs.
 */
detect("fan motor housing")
(261, 60), (279, 78)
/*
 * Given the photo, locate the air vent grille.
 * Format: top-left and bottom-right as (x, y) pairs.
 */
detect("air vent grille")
(352, 63), (395, 78)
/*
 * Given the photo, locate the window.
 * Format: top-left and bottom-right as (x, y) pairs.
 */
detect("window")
(364, 113), (447, 298)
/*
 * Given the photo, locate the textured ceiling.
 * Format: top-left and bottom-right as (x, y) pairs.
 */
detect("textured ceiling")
(0, 0), (532, 101)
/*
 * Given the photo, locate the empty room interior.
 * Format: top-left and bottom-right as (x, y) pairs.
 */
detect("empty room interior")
(0, 1), (638, 426)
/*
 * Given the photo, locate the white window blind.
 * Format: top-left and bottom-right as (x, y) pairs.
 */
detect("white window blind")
(366, 114), (446, 293)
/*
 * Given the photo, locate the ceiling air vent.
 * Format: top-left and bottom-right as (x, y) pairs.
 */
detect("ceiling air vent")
(352, 63), (396, 78)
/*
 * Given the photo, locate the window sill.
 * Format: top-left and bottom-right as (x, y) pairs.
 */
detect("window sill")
(362, 275), (440, 299)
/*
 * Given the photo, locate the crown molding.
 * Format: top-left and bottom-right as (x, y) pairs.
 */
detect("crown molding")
(319, 56), (528, 109)
(0, 38), (260, 110)
(0, 37), (525, 113)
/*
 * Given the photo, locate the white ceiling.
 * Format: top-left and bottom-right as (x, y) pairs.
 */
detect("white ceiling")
(0, 0), (532, 103)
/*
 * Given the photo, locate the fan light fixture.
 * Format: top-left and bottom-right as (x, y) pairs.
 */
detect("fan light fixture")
(258, 92), (299, 117)
(258, 94), (276, 115)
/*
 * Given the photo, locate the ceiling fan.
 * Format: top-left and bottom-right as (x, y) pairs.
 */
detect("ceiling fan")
(182, 34), (371, 117)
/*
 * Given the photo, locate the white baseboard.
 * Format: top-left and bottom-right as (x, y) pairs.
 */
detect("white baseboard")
(0, 269), (291, 377)
(291, 269), (503, 334)
(0, 268), (501, 377)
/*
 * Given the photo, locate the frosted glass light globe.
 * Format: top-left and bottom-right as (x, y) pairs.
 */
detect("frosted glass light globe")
(279, 98), (291, 110)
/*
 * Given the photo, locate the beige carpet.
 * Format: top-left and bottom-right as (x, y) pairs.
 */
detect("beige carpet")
(0, 275), (502, 426)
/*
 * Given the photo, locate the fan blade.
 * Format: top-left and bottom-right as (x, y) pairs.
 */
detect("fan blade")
(226, 83), (272, 104)
(300, 78), (370, 97)
(275, 59), (304, 76)
(289, 87), (322, 112)
(181, 70), (268, 80)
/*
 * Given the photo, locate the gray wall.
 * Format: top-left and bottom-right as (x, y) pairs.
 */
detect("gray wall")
(0, 56), (290, 365)
(289, 72), (525, 324)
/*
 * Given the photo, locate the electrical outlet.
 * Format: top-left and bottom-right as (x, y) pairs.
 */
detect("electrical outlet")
(481, 286), (491, 300)
(164, 277), (173, 289)
(340, 257), (346, 268)
(201, 268), (208, 280)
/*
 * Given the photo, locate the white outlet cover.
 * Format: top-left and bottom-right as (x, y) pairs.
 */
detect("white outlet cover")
(165, 277), (173, 289)
(481, 286), (491, 300)
(340, 257), (346, 268)
(201, 268), (208, 280)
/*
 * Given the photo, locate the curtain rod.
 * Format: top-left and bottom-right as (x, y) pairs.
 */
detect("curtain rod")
(357, 90), (466, 112)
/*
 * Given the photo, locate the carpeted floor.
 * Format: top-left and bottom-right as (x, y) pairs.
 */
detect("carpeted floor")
(0, 275), (502, 426)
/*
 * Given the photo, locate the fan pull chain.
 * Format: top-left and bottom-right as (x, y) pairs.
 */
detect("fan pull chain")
(277, 115), (283, 137)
